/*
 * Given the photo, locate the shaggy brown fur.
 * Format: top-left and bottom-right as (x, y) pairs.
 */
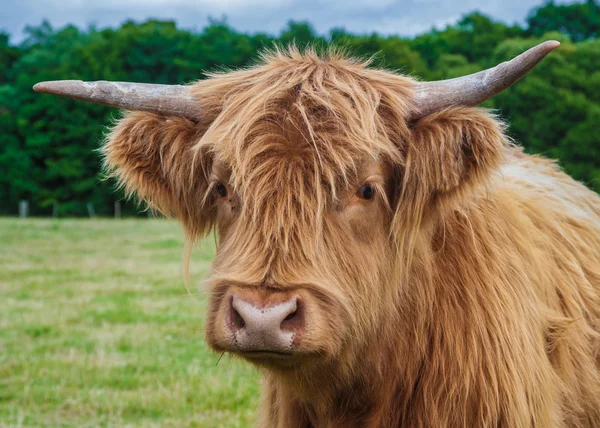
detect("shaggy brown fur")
(103, 47), (600, 427)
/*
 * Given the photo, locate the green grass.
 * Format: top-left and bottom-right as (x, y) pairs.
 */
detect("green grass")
(0, 218), (260, 427)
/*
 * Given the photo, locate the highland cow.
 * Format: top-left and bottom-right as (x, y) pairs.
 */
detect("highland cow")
(35, 41), (600, 427)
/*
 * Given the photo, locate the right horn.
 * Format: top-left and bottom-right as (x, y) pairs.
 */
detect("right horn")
(409, 40), (560, 121)
(33, 80), (203, 121)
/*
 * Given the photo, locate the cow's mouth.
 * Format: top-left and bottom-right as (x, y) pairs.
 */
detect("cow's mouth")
(237, 350), (300, 368)
(239, 350), (294, 359)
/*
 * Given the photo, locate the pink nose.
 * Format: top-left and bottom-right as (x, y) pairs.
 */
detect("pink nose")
(229, 294), (303, 353)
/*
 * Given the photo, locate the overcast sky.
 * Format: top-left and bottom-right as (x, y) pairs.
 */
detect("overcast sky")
(1, 0), (574, 44)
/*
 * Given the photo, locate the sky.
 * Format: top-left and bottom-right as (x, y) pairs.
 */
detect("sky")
(1, 0), (574, 43)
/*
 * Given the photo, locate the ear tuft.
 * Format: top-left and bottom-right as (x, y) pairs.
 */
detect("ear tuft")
(408, 107), (509, 197)
(103, 111), (215, 239)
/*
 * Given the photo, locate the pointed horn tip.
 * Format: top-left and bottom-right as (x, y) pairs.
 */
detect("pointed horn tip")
(33, 81), (65, 93)
(526, 40), (560, 61)
(544, 40), (561, 50)
(33, 82), (49, 92)
(33, 80), (82, 94)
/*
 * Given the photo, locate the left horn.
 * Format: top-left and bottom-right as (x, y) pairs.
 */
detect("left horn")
(409, 40), (560, 121)
(33, 80), (203, 121)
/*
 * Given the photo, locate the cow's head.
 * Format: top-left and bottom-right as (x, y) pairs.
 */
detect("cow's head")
(34, 42), (559, 372)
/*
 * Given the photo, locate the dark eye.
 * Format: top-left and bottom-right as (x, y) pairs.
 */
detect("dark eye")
(357, 184), (375, 200)
(215, 182), (228, 198)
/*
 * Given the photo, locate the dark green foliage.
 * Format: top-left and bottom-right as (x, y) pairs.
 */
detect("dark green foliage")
(527, 0), (599, 42)
(0, 1), (598, 216)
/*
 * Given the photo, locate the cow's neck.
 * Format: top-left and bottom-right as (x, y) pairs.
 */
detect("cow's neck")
(267, 367), (390, 427)
(265, 315), (419, 427)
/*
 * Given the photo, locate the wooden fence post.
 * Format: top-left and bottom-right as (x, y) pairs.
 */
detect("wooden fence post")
(19, 200), (29, 218)
(114, 201), (121, 219)
(87, 202), (96, 218)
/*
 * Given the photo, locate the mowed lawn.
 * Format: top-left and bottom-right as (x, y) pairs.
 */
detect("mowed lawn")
(0, 218), (260, 427)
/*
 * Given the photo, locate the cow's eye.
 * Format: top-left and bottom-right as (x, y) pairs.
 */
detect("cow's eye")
(215, 182), (228, 198)
(357, 184), (375, 200)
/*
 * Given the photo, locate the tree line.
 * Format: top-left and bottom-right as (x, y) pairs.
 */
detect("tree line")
(0, 0), (598, 216)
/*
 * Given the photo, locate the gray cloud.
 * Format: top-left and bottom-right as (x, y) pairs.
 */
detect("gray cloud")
(0, 0), (575, 43)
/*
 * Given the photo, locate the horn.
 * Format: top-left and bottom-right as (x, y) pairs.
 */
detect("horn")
(410, 40), (560, 121)
(33, 80), (202, 121)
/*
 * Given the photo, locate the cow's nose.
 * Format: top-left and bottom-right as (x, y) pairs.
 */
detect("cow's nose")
(229, 294), (302, 352)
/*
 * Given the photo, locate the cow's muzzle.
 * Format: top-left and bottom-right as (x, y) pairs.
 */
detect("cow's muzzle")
(228, 293), (305, 354)
(206, 282), (345, 366)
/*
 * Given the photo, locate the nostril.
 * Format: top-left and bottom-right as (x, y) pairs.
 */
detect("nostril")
(280, 298), (303, 331)
(229, 298), (246, 330)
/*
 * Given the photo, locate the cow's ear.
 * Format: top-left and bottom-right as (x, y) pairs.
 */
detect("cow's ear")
(402, 107), (508, 202)
(103, 111), (216, 237)
(392, 107), (508, 239)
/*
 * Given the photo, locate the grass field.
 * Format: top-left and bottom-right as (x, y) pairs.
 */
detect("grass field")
(0, 218), (260, 427)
